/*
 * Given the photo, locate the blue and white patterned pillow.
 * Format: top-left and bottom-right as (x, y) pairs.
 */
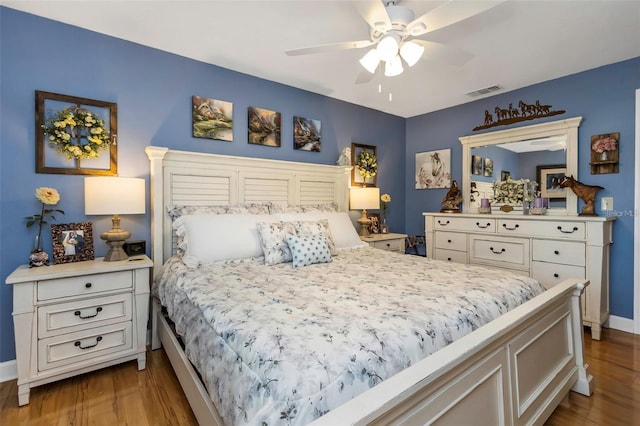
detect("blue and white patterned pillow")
(293, 219), (337, 255)
(286, 233), (332, 268)
(256, 222), (297, 265)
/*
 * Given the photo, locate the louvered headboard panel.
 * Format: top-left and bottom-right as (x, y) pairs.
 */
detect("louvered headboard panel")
(146, 147), (351, 271)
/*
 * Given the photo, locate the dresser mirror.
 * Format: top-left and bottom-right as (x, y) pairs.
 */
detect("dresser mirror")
(459, 117), (582, 215)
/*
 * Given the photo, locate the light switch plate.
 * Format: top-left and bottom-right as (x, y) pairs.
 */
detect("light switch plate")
(601, 197), (613, 211)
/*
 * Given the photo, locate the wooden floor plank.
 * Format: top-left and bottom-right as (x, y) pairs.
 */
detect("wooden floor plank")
(1, 329), (638, 425)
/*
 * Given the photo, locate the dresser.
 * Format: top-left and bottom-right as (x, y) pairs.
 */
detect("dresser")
(424, 213), (614, 340)
(360, 233), (407, 253)
(6, 256), (152, 406)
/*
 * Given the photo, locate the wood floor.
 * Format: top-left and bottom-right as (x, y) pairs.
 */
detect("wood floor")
(1, 328), (638, 425)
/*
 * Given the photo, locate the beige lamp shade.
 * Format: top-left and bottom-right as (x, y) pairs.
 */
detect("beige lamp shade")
(84, 177), (145, 261)
(350, 187), (380, 237)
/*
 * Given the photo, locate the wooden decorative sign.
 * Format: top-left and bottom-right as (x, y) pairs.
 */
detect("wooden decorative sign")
(473, 100), (565, 131)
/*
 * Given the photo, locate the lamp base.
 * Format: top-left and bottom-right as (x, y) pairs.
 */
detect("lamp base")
(100, 227), (131, 262)
(357, 209), (372, 237)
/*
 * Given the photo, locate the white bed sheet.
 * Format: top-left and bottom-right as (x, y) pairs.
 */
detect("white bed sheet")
(153, 247), (544, 425)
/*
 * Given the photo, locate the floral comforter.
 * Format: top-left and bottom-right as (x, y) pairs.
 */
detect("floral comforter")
(154, 247), (544, 425)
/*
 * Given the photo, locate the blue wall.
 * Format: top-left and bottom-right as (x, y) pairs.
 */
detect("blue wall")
(406, 57), (640, 320)
(0, 8), (406, 362)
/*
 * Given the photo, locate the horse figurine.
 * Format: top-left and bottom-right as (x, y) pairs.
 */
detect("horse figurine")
(559, 175), (604, 216)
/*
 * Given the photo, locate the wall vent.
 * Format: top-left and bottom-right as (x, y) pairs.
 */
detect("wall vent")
(466, 85), (503, 97)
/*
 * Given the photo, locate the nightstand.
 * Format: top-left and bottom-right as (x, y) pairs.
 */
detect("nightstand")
(360, 233), (408, 253)
(5, 255), (152, 406)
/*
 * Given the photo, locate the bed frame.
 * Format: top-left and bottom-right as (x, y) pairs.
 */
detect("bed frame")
(146, 146), (592, 425)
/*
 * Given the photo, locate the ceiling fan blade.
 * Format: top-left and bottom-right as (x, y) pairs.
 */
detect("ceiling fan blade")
(285, 40), (374, 56)
(412, 40), (472, 66)
(355, 69), (376, 85)
(354, 0), (391, 33)
(408, 0), (507, 36)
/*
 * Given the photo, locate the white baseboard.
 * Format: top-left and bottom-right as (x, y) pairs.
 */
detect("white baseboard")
(606, 315), (636, 334)
(0, 359), (17, 383)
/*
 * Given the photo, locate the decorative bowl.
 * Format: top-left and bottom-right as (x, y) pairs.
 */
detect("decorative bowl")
(478, 207), (492, 214)
(530, 207), (547, 215)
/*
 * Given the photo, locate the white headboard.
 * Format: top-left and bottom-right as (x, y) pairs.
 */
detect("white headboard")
(145, 146), (351, 272)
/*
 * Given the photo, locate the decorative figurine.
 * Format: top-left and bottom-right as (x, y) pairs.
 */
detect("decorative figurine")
(559, 175), (603, 216)
(440, 180), (463, 213)
(336, 147), (351, 166)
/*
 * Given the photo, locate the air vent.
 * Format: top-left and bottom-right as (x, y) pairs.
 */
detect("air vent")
(466, 85), (503, 97)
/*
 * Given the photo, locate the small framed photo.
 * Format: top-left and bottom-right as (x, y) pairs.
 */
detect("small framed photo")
(483, 158), (493, 177)
(51, 222), (95, 264)
(501, 170), (511, 181)
(368, 213), (381, 234)
(537, 164), (567, 199)
(471, 155), (483, 175)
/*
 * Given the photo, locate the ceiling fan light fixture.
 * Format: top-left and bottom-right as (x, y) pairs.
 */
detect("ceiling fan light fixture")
(359, 49), (381, 74)
(377, 34), (399, 62)
(384, 55), (404, 77)
(400, 41), (424, 67)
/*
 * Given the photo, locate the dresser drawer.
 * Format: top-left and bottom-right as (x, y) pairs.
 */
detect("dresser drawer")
(434, 249), (467, 263)
(433, 217), (496, 233)
(532, 261), (585, 290)
(371, 239), (404, 252)
(38, 271), (133, 301)
(434, 232), (466, 251)
(469, 235), (529, 270)
(497, 219), (585, 240)
(532, 240), (586, 267)
(38, 293), (133, 338)
(38, 322), (133, 371)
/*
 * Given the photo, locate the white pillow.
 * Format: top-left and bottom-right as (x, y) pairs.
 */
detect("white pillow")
(286, 233), (332, 268)
(173, 213), (276, 267)
(276, 212), (366, 250)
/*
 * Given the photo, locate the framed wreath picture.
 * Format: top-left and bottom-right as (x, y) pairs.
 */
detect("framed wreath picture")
(36, 91), (117, 176)
(351, 143), (377, 187)
(51, 222), (95, 264)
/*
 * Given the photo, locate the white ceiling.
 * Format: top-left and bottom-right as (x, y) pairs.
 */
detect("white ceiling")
(3, 0), (640, 118)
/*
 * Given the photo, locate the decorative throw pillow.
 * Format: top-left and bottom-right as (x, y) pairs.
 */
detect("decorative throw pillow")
(286, 233), (332, 268)
(293, 219), (337, 255)
(256, 222), (297, 265)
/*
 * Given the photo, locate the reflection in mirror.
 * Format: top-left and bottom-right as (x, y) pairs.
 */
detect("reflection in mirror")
(459, 117), (582, 215)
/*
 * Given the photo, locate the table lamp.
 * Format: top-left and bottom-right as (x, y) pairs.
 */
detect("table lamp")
(350, 187), (380, 237)
(84, 177), (145, 261)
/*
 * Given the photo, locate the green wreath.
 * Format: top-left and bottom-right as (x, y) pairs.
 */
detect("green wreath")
(356, 151), (377, 179)
(42, 106), (110, 160)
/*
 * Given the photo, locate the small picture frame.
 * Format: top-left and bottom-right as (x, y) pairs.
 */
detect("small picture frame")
(471, 155), (483, 175)
(483, 158), (493, 177)
(501, 170), (511, 181)
(368, 213), (381, 234)
(536, 164), (567, 199)
(51, 222), (95, 264)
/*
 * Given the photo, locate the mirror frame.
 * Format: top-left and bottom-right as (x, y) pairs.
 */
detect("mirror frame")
(459, 117), (582, 215)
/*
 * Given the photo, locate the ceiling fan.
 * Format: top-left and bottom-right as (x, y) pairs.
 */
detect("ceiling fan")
(285, 0), (505, 80)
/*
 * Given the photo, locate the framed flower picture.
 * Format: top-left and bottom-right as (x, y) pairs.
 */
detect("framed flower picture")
(36, 91), (117, 176)
(51, 222), (95, 264)
(351, 143), (377, 187)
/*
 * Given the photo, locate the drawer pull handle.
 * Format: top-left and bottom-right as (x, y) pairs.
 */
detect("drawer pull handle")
(386, 243), (390, 247)
(476, 222), (491, 229)
(447, 257), (452, 261)
(437, 220), (450, 226)
(554, 250), (560, 255)
(74, 306), (103, 319)
(85, 283), (92, 289)
(447, 239), (452, 243)
(502, 224), (519, 231)
(554, 273), (559, 278)
(489, 247), (506, 254)
(557, 226), (579, 234)
(74, 336), (102, 350)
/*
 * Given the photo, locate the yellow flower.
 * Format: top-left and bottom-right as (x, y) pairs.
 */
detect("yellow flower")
(381, 194), (391, 203)
(91, 127), (103, 134)
(35, 187), (60, 205)
(87, 136), (102, 145)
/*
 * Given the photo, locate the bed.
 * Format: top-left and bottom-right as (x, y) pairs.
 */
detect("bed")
(146, 146), (592, 425)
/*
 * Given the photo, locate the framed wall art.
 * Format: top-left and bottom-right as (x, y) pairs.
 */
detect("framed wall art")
(36, 91), (117, 176)
(248, 107), (281, 147)
(536, 164), (567, 199)
(415, 149), (451, 189)
(471, 155), (483, 175)
(351, 143), (377, 187)
(192, 96), (233, 141)
(293, 116), (321, 151)
(483, 158), (494, 177)
(51, 222), (95, 264)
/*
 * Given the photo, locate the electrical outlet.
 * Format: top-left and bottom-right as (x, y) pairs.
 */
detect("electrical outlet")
(601, 197), (613, 211)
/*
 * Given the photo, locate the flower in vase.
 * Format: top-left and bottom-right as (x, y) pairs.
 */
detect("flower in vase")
(592, 137), (617, 153)
(380, 193), (391, 221)
(25, 187), (64, 251)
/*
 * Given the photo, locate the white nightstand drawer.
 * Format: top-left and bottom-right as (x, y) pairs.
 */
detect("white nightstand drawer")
(38, 293), (133, 338)
(498, 219), (585, 240)
(371, 239), (404, 252)
(38, 322), (133, 371)
(38, 271), (133, 301)
(435, 232), (466, 251)
(469, 235), (529, 270)
(532, 240), (586, 267)
(434, 216), (496, 233)
(532, 261), (585, 290)
(434, 249), (466, 263)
